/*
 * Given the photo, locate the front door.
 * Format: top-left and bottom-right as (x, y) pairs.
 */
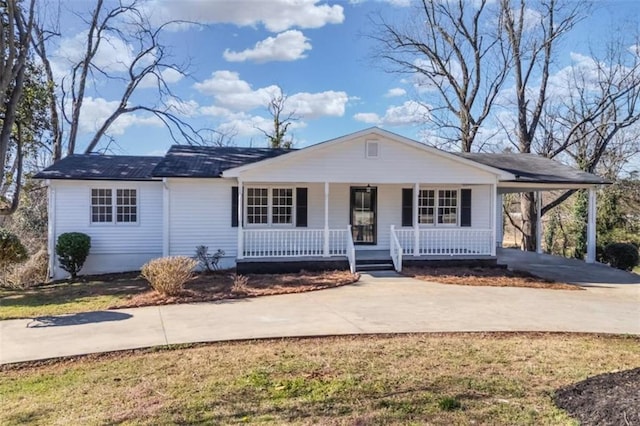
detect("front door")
(350, 186), (377, 245)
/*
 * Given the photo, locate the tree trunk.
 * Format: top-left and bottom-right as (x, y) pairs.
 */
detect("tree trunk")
(520, 192), (537, 251)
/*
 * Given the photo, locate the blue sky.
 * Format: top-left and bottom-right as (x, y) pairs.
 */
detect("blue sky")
(49, 0), (640, 160)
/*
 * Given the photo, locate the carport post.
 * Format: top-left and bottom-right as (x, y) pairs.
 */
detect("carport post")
(586, 187), (597, 263)
(536, 192), (542, 254)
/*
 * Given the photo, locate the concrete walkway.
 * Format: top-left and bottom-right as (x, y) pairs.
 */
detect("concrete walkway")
(1, 265), (639, 364)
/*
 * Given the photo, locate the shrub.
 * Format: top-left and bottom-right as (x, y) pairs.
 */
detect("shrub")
(195, 246), (225, 273)
(0, 228), (28, 267)
(55, 232), (91, 279)
(602, 243), (640, 271)
(230, 273), (250, 295)
(141, 256), (197, 296)
(1, 249), (48, 289)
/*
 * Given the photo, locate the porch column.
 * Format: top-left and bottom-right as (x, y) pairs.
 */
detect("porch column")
(495, 192), (503, 248)
(586, 187), (597, 263)
(323, 181), (329, 257)
(413, 182), (419, 257)
(536, 191), (542, 254)
(491, 184), (497, 257)
(162, 178), (169, 257)
(237, 180), (244, 260)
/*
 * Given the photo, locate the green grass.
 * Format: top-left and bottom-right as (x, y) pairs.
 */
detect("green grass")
(0, 274), (148, 320)
(2, 333), (638, 425)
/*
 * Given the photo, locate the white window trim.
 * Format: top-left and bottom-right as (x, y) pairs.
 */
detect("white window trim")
(418, 186), (460, 227)
(89, 186), (140, 226)
(244, 185), (296, 228)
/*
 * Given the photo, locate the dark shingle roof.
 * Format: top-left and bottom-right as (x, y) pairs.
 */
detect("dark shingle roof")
(34, 155), (162, 181)
(457, 152), (611, 185)
(151, 145), (294, 178)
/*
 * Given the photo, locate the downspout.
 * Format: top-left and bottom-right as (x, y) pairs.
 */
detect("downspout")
(162, 178), (169, 257)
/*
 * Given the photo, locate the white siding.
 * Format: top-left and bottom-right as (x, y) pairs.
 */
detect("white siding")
(239, 135), (498, 184)
(471, 184), (492, 228)
(51, 180), (163, 278)
(167, 178), (238, 269)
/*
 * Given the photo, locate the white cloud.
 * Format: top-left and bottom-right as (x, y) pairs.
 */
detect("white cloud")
(78, 97), (163, 135)
(54, 31), (145, 74)
(223, 30), (311, 63)
(216, 112), (307, 138)
(354, 101), (430, 126)
(384, 87), (406, 97)
(146, 0), (344, 32)
(164, 98), (200, 117)
(139, 68), (185, 89)
(353, 112), (380, 124)
(288, 91), (349, 118)
(195, 70), (349, 118)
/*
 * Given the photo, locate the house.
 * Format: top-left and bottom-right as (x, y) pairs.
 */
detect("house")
(35, 128), (609, 279)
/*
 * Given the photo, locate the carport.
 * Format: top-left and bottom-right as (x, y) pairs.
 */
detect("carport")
(458, 153), (611, 263)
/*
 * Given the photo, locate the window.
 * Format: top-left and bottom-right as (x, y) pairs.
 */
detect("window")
(247, 188), (268, 224)
(91, 189), (112, 223)
(271, 188), (293, 224)
(91, 188), (137, 224)
(418, 189), (435, 224)
(438, 190), (458, 224)
(245, 186), (297, 226)
(116, 189), (137, 223)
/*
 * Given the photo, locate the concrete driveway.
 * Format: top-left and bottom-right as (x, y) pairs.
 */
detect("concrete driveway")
(1, 266), (639, 364)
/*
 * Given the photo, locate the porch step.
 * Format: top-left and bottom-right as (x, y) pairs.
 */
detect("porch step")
(356, 262), (395, 272)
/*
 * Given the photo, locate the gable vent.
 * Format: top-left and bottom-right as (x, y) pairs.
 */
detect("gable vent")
(366, 141), (379, 158)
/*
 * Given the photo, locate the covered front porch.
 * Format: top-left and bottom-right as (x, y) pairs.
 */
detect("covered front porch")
(235, 181), (497, 273)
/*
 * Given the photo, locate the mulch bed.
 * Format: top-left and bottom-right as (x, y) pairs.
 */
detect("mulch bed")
(555, 367), (640, 426)
(108, 270), (359, 309)
(403, 266), (581, 290)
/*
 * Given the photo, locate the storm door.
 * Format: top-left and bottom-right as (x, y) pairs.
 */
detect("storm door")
(350, 186), (377, 245)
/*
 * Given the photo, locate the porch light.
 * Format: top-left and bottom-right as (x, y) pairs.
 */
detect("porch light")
(366, 184), (371, 193)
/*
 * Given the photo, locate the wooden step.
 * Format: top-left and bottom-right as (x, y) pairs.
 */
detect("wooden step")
(356, 262), (395, 272)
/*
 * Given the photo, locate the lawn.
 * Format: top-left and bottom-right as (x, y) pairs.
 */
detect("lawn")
(1, 333), (638, 425)
(0, 270), (358, 320)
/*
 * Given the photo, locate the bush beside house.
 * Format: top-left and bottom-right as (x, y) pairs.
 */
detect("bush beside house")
(55, 232), (91, 279)
(602, 243), (640, 271)
(141, 256), (198, 296)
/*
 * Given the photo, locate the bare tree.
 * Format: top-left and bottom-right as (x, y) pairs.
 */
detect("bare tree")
(0, 0), (35, 193)
(540, 32), (640, 215)
(260, 89), (298, 149)
(500, 0), (583, 251)
(372, 0), (509, 152)
(38, 0), (204, 156)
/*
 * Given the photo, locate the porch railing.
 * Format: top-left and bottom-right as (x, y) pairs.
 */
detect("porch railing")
(243, 228), (349, 258)
(395, 228), (493, 256)
(389, 225), (403, 272)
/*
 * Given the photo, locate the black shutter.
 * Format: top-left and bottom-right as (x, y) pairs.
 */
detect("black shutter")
(461, 188), (472, 227)
(231, 186), (238, 227)
(402, 188), (413, 227)
(296, 187), (308, 227)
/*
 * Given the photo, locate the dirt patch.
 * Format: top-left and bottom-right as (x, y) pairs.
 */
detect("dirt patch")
(403, 266), (580, 290)
(108, 270), (359, 309)
(555, 367), (640, 425)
